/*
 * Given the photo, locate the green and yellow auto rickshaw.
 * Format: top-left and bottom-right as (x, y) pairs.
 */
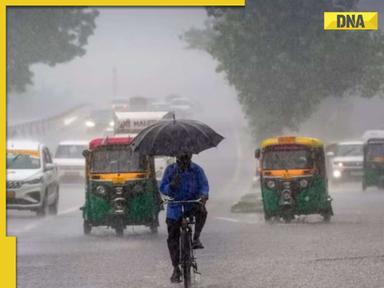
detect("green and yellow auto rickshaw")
(81, 136), (161, 236)
(255, 136), (333, 223)
(362, 137), (384, 191)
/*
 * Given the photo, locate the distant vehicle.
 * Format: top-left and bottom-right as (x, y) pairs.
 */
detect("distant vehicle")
(326, 141), (364, 182)
(84, 109), (114, 135)
(54, 141), (88, 181)
(168, 97), (194, 119)
(114, 111), (174, 135)
(111, 98), (129, 112)
(7, 140), (60, 216)
(128, 96), (151, 111)
(362, 130), (384, 142)
(150, 100), (170, 112)
(362, 137), (384, 190)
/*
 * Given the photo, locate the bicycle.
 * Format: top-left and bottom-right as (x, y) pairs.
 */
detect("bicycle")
(163, 198), (202, 288)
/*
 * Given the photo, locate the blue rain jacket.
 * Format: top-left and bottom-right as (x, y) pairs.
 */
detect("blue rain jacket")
(160, 162), (209, 220)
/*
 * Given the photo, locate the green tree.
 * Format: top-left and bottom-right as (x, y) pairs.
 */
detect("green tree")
(184, 0), (384, 139)
(7, 8), (99, 92)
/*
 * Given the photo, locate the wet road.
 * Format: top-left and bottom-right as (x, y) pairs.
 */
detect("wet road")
(7, 114), (384, 288)
(8, 182), (384, 288)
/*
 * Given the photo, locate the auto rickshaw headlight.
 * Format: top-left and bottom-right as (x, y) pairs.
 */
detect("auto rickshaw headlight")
(299, 179), (309, 188)
(266, 180), (276, 189)
(96, 185), (107, 195)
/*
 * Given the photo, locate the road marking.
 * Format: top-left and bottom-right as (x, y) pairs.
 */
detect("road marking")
(63, 116), (78, 126)
(9, 205), (81, 235)
(11, 222), (42, 234)
(58, 205), (81, 215)
(215, 216), (262, 225)
(215, 217), (239, 223)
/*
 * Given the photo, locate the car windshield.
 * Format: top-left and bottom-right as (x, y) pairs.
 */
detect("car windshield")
(263, 148), (313, 170)
(336, 144), (362, 157)
(7, 153), (41, 169)
(55, 145), (87, 159)
(367, 143), (384, 161)
(91, 147), (146, 173)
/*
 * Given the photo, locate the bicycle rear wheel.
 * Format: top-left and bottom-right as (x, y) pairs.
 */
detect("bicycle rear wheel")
(180, 229), (192, 288)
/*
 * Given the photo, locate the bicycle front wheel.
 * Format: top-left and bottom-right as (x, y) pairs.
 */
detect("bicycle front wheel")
(180, 229), (192, 288)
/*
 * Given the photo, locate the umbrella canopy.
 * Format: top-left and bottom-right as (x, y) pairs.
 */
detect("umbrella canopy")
(131, 119), (224, 156)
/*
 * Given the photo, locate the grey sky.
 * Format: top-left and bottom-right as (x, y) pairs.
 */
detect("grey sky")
(9, 8), (239, 122)
(8, 5), (383, 140)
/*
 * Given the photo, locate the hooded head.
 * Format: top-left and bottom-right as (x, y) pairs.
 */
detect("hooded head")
(176, 154), (192, 171)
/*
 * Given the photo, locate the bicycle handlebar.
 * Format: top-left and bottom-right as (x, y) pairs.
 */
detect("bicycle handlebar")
(162, 198), (203, 205)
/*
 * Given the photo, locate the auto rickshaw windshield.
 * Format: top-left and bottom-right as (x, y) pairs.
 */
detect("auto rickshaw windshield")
(91, 147), (146, 173)
(262, 147), (313, 170)
(367, 143), (384, 161)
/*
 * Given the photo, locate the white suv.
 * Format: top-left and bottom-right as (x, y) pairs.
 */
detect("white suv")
(54, 141), (88, 181)
(7, 141), (60, 216)
(326, 141), (364, 182)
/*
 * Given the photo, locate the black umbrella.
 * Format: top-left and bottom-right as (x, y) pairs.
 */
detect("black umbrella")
(131, 118), (224, 156)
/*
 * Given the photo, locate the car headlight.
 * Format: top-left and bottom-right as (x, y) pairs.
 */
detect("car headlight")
(266, 180), (276, 189)
(299, 179), (309, 188)
(337, 162), (343, 167)
(333, 170), (341, 178)
(24, 177), (43, 185)
(96, 185), (107, 195)
(85, 120), (95, 128)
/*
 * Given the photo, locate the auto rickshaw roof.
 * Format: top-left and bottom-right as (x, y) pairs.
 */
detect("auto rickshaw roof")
(261, 136), (323, 149)
(366, 138), (384, 145)
(89, 136), (133, 150)
(362, 130), (384, 142)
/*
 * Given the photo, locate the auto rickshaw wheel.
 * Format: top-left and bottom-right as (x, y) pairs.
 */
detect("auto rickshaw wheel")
(281, 207), (294, 223)
(150, 211), (159, 233)
(264, 213), (273, 223)
(282, 214), (293, 223)
(150, 225), (158, 234)
(115, 227), (123, 237)
(322, 213), (331, 223)
(321, 207), (333, 223)
(83, 220), (92, 235)
(114, 217), (124, 237)
(378, 177), (384, 190)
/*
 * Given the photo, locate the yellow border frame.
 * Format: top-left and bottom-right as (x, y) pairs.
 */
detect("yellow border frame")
(0, 1), (244, 287)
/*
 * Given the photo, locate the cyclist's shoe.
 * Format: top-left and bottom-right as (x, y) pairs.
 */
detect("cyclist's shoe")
(170, 266), (182, 283)
(192, 238), (204, 249)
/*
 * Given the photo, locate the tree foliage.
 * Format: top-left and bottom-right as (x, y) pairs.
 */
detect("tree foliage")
(7, 8), (99, 92)
(184, 0), (384, 139)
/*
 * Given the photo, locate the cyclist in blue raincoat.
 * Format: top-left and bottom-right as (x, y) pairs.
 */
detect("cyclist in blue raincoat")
(160, 154), (209, 283)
